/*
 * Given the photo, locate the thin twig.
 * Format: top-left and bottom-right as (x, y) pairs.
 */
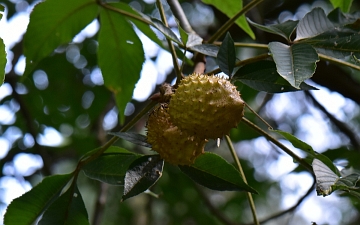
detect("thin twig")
(167, 0), (194, 33)
(207, 53), (270, 75)
(225, 135), (259, 225)
(254, 180), (316, 225)
(214, 42), (268, 49)
(318, 53), (360, 71)
(156, 0), (183, 85)
(241, 118), (312, 172)
(207, 0), (264, 43)
(305, 91), (360, 150)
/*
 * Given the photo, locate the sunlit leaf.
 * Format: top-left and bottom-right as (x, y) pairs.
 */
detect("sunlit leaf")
(38, 185), (89, 225)
(23, 0), (98, 76)
(83, 149), (142, 185)
(217, 32), (235, 76)
(179, 152), (257, 193)
(4, 174), (73, 225)
(201, 0), (255, 39)
(189, 44), (219, 57)
(233, 61), (318, 93)
(295, 8), (334, 41)
(0, 38), (6, 85)
(268, 42), (319, 88)
(312, 158), (339, 197)
(329, 0), (353, 13)
(98, 7), (145, 124)
(122, 155), (164, 201)
(109, 132), (151, 148)
(247, 19), (298, 41)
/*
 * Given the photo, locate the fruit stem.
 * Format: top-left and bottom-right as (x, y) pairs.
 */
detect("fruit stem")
(156, 0), (183, 84)
(225, 135), (259, 225)
(241, 117), (312, 172)
(207, 0), (264, 43)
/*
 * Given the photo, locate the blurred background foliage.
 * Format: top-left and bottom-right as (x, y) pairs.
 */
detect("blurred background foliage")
(0, 0), (360, 224)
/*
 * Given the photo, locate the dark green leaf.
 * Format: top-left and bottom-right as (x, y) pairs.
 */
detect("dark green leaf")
(4, 174), (73, 225)
(122, 155), (164, 201)
(0, 4), (4, 20)
(110, 3), (163, 47)
(39, 185), (89, 225)
(23, 0), (98, 76)
(0, 38), (6, 85)
(233, 61), (318, 93)
(179, 152), (257, 193)
(178, 22), (188, 45)
(98, 8), (145, 124)
(247, 19), (298, 41)
(109, 132), (151, 148)
(189, 44), (219, 57)
(217, 32), (236, 76)
(329, 0), (353, 13)
(295, 8), (334, 41)
(83, 149), (142, 185)
(327, 8), (360, 26)
(268, 42), (319, 88)
(335, 173), (360, 188)
(347, 190), (360, 199)
(201, 0), (255, 39)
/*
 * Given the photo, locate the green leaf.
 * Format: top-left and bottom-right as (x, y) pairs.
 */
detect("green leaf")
(268, 42), (319, 88)
(23, 0), (98, 76)
(98, 7), (145, 124)
(312, 158), (339, 197)
(109, 132), (151, 148)
(4, 173), (73, 225)
(186, 33), (203, 48)
(189, 44), (219, 57)
(247, 19), (298, 42)
(83, 149), (142, 185)
(330, 0), (353, 13)
(179, 152), (257, 193)
(178, 22), (188, 45)
(335, 173), (360, 188)
(274, 130), (340, 175)
(217, 32), (236, 76)
(151, 18), (182, 44)
(38, 185), (89, 225)
(201, 0), (255, 39)
(295, 8), (334, 41)
(0, 4), (4, 20)
(233, 61), (318, 93)
(122, 155), (164, 201)
(110, 3), (163, 47)
(0, 38), (6, 85)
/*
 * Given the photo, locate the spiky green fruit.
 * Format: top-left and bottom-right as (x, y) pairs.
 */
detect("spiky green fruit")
(146, 104), (207, 165)
(169, 73), (244, 139)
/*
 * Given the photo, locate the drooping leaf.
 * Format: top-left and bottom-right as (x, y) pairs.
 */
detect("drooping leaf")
(110, 3), (163, 47)
(38, 185), (89, 225)
(247, 19), (298, 42)
(295, 8), (334, 41)
(327, 8), (360, 26)
(268, 42), (319, 88)
(329, 0), (353, 13)
(274, 130), (340, 175)
(0, 38), (6, 85)
(201, 0), (255, 39)
(83, 149), (142, 185)
(312, 158), (339, 197)
(98, 6), (145, 124)
(122, 155), (164, 201)
(186, 33), (203, 48)
(23, 0), (99, 76)
(179, 152), (257, 193)
(151, 18), (182, 44)
(189, 44), (219, 57)
(335, 173), (360, 188)
(4, 173), (73, 225)
(217, 32), (236, 76)
(233, 61), (318, 93)
(109, 132), (151, 148)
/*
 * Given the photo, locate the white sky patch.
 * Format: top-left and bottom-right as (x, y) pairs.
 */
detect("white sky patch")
(0, 176), (32, 204)
(0, 83), (13, 101)
(132, 59), (158, 101)
(0, 137), (10, 159)
(13, 153), (44, 176)
(72, 19), (99, 43)
(37, 127), (64, 147)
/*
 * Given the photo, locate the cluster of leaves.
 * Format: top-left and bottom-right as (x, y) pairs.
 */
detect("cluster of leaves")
(1, 0), (360, 224)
